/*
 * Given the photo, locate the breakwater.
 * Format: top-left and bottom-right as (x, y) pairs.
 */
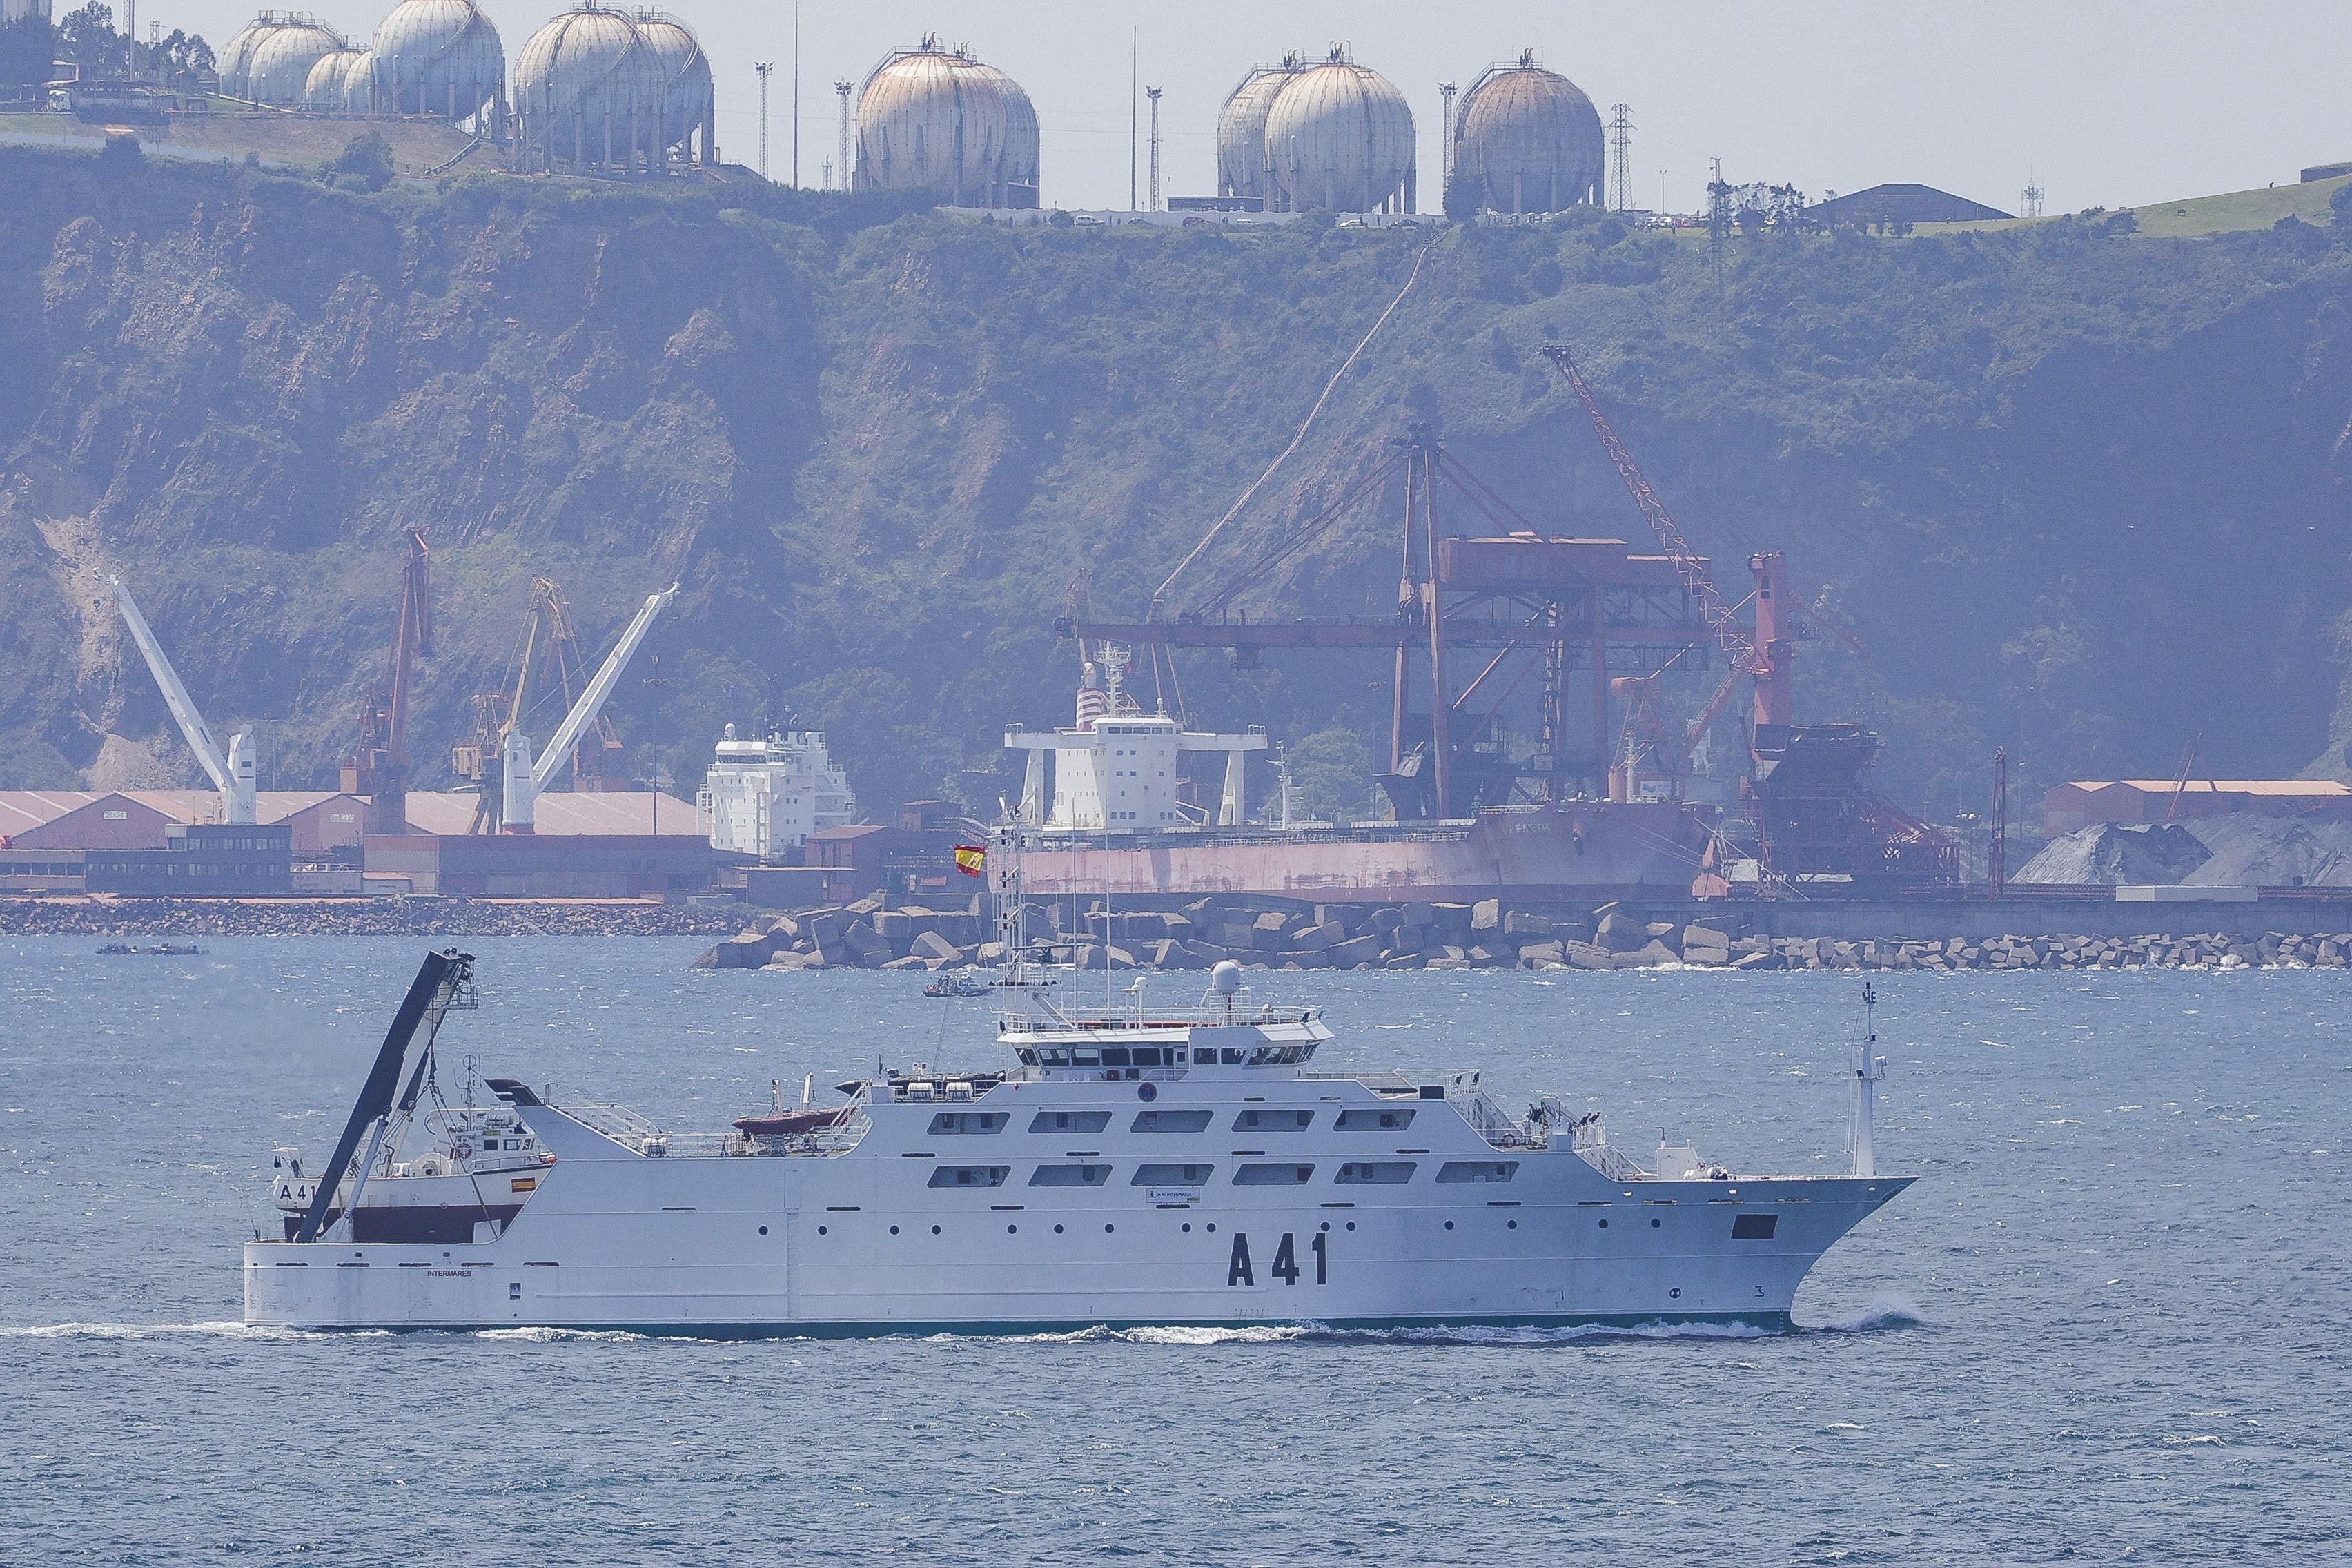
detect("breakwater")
(0, 898), (741, 938)
(696, 895), (2352, 972)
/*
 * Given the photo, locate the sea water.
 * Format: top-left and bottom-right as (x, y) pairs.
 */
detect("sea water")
(1, 937), (2345, 1565)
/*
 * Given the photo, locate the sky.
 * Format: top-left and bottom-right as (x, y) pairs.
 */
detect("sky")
(145, 0), (2352, 214)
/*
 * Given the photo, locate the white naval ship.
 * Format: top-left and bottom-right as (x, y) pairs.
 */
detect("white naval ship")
(244, 854), (1911, 1335)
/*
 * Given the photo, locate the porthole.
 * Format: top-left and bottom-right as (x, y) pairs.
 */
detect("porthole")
(1651, 1217), (1662, 1228)
(1597, 1219), (1608, 1229)
(1444, 1220), (1455, 1231)
(931, 1225), (941, 1235)
(1181, 1223), (1191, 1233)
(816, 1226), (827, 1235)
(1105, 1223), (1116, 1233)
(1007, 1224), (1018, 1234)
(890, 1226), (900, 1235)
(1206, 1222), (1217, 1233)
(1317, 1222), (1329, 1232)
(1054, 1224), (1064, 1234)
(1669, 1287), (1682, 1300)
(1507, 1220), (1518, 1230)
(758, 1225), (769, 1236)
(1346, 1222), (1357, 1231)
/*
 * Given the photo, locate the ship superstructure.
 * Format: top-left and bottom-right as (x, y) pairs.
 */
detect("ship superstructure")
(698, 723), (857, 859)
(242, 852), (1912, 1334)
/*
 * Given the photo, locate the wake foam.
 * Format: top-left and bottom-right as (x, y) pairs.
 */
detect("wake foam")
(1804, 1293), (1926, 1334)
(0, 1320), (386, 1342)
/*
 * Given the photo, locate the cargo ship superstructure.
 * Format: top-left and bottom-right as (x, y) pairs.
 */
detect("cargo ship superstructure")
(244, 881), (1912, 1334)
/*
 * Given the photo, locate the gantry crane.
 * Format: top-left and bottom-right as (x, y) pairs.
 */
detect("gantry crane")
(452, 578), (634, 832)
(498, 585), (677, 832)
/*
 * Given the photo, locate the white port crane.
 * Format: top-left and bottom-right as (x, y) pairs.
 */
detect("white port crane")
(500, 584), (678, 832)
(104, 574), (257, 825)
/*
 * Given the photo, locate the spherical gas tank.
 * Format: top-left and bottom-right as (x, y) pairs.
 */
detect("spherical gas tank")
(1453, 51), (1604, 215)
(630, 14), (712, 153)
(244, 20), (344, 106)
(855, 36), (1038, 208)
(369, 0), (504, 121)
(1216, 57), (1298, 202)
(1264, 46), (1415, 213)
(514, 6), (664, 170)
(302, 46), (366, 111)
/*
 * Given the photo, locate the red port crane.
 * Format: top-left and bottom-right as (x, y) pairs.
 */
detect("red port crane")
(342, 530), (431, 836)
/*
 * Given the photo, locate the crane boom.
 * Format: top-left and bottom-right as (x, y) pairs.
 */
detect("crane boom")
(1540, 344), (1770, 677)
(501, 585), (677, 830)
(105, 575), (257, 823)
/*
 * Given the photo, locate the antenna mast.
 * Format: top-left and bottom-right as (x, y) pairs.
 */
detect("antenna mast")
(1852, 983), (1885, 1178)
(1609, 102), (1632, 211)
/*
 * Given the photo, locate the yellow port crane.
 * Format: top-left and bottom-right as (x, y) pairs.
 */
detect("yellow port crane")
(452, 578), (630, 833)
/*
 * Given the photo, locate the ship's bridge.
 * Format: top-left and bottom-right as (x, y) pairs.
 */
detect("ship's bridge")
(994, 1001), (1330, 1079)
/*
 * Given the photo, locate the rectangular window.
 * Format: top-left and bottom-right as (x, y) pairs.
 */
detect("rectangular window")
(1233, 1108), (1313, 1132)
(1029, 1164), (1111, 1188)
(1731, 1213), (1779, 1241)
(1130, 1048), (1163, 1067)
(1233, 1163), (1315, 1186)
(1028, 1110), (1111, 1134)
(927, 1165), (1010, 1188)
(1335, 1108), (1415, 1131)
(1435, 1161), (1518, 1184)
(1335, 1162), (1415, 1184)
(1131, 1163), (1215, 1186)
(925, 1112), (1007, 1135)
(1069, 1050), (1101, 1067)
(1101, 1048), (1131, 1067)
(1132, 1109), (1213, 1133)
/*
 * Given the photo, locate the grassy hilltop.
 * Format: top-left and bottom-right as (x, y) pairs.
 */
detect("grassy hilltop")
(4, 141), (2352, 827)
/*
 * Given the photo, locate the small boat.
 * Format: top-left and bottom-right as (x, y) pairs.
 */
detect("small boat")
(732, 1105), (856, 1137)
(97, 942), (204, 956)
(923, 974), (991, 998)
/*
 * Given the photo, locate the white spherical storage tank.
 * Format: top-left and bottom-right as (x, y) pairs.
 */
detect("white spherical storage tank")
(1453, 50), (1604, 215)
(302, 46), (366, 110)
(1215, 55), (1300, 203)
(631, 13), (714, 164)
(216, 16), (293, 101)
(339, 48), (379, 111)
(244, 19), (346, 107)
(369, 0), (504, 122)
(1263, 45), (1415, 214)
(513, 3), (667, 174)
(853, 35), (1040, 209)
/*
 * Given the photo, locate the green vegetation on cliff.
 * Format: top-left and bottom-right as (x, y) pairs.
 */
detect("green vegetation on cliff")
(4, 144), (2351, 829)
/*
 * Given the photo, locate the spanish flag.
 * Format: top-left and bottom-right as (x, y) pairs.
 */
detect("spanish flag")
(954, 844), (987, 876)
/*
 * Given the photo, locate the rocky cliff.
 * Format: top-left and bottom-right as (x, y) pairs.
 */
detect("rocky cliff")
(6, 144), (2352, 825)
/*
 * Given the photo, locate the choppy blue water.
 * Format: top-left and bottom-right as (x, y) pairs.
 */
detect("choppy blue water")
(2, 937), (2346, 1566)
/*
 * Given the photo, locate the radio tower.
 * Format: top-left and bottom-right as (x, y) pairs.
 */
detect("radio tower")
(2021, 170), (2044, 218)
(835, 80), (853, 192)
(1439, 83), (1458, 182)
(1609, 102), (1633, 212)
(754, 62), (772, 181)
(1146, 86), (1163, 211)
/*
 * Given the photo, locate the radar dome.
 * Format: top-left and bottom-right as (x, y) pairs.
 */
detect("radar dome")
(630, 12), (715, 163)
(244, 18), (344, 106)
(853, 35), (1040, 209)
(1263, 45), (1415, 213)
(369, 0), (503, 122)
(513, 3), (666, 175)
(1215, 55), (1300, 203)
(1453, 50), (1604, 215)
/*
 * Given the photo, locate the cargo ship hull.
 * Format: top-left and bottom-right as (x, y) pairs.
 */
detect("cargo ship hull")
(1017, 800), (1713, 903)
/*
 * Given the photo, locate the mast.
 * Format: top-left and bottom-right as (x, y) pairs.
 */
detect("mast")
(1852, 982), (1885, 1177)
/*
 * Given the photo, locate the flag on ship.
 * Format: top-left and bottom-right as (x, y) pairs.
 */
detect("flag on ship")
(954, 844), (986, 876)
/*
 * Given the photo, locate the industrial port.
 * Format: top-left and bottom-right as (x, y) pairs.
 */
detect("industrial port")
(4, 5), (2351, 963)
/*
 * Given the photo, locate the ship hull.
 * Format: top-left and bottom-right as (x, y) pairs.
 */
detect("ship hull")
(1018, 800), (1714, 902)
(244, 1105), (1907, 1335)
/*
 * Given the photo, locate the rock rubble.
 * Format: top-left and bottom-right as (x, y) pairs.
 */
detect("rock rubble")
(694, 896), (2352, 974)
(0, 899), (742, 938)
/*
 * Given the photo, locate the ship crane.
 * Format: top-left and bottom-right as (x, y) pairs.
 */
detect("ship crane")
(499, 584), (677, 832)
(104, 575), (257, 825)
(345, 531), (433, 836)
